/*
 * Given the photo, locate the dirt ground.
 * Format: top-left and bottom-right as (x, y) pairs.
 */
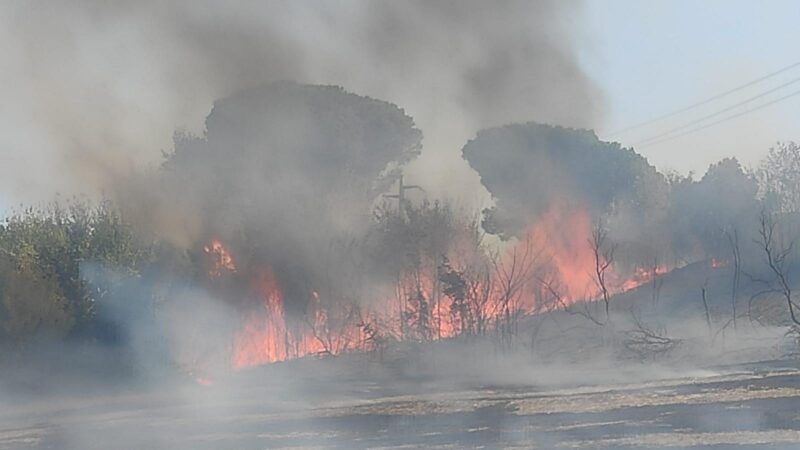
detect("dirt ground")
(4, 359), (800, 449)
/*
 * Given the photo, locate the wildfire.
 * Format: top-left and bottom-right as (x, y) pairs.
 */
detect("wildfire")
(233, 271), (296, 367)
(207, 205), (676, 370)
(710, 258), (729, 269)
(204, 239), (236, 277)
(618, 265), (669, 292)
(520, 204), (599, 304)
(230, 271), (365, 369)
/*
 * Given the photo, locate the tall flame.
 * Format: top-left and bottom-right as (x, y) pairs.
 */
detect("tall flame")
(521, 204), (598, 303)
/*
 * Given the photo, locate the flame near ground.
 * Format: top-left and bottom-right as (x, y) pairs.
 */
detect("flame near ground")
(206, 204), (675, 370)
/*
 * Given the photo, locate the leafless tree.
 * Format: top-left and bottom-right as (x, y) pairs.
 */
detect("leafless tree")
(490, 234), (543, 346)
(439, 261), (496, 338)
(539, 275), (606, 327)
(756, 209), (800, 327)
(525, 275), (565, 350)
(468, 270), (494, 336)
(591, 222), (617, 325)
(757, 141), (800, 213)
(700, 279), (712, 337)
(624, 308), (681, 360)
(436, 216), (495, 338)
(725, 227), (742, 329)
(404, 275), (433, 342)
(651, 257), (664, 306)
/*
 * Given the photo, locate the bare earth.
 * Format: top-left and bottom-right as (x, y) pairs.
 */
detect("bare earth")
(4, 360), (800, 449)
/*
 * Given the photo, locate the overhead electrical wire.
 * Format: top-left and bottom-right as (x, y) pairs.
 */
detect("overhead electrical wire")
(607, 59), (800, 137)
(634, 75), (800, 146)
(636, 88), (800, 149)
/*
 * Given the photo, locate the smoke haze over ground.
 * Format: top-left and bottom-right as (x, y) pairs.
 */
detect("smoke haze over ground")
(3, 2), (800, 449)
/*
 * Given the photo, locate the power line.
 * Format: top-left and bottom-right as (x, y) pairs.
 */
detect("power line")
(607, 59), (800, 137)
(636, 88), (800, 149)
(635, 75), (800, 146)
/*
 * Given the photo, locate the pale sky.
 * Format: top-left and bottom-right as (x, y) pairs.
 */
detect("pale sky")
(585, 0), (800, 175)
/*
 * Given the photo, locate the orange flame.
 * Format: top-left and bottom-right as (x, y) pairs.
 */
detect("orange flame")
(618, 265), (669, 292)
(520, 204), (598, 304)
(213, 203), (676, 370)
(231, 271), (366, 369)
(233, 271), (294, 367)
(204, 239), (236, 277)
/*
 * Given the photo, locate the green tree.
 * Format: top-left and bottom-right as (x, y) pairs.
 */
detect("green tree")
(0, 254), (73, 342)
(0, 200), (158, 343)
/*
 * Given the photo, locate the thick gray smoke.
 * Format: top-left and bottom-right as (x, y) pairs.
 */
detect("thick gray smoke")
(0, 0), (602, 205)
(128, 82), (422, 318)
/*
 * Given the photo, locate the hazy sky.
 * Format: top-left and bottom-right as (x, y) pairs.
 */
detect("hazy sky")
(586, 0), (800, 175)
(1, 1), (799, 212)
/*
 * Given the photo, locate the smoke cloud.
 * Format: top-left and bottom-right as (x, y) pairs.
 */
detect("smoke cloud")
(0, 0), (602, 205)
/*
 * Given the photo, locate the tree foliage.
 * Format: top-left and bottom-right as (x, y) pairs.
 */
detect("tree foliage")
(667, 157), (759, 259)
(462, 123), (665, 239)
(0, 201), (156, 342)
(758, 142), (800, 213)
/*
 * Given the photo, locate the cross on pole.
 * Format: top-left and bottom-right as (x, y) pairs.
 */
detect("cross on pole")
(383, 175), (423, 218)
